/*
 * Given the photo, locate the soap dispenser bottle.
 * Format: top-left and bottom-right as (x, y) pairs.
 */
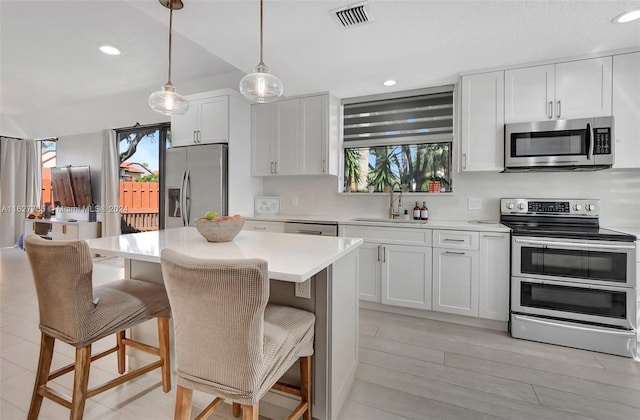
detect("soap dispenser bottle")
(413, 202), (421, 220)
(420, 201), (429, 221)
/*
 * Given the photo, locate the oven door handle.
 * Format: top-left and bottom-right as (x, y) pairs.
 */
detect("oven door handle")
(512, 315), (637, 337)
(514, 238), (636, 250)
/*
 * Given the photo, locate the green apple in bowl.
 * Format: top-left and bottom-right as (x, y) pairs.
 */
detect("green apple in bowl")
(204, 211), (218, 221)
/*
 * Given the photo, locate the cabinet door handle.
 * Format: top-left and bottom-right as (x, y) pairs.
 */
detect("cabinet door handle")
(382, 246), (386, 263)
(274, 161), (278, 174)
(193, 131), (196, 143)
(62, 224), (67, 235)
(462, 153), (467, 170)
(270, 162), (274, 174)
(557, 100), (561, 119)
(445, 251), (465, 255)
(548, 101), (553, 119)
(377, 245), (381, 262)
(482, 234), (505, 238)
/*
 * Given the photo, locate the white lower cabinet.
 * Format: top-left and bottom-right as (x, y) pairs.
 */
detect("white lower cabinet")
(357, 243), (382, 303)
(382, 245), (432, 310)
(340, 225), (432, 307)
(432, 248), (479, 316)
(478, 232), (510, 321)
(432, 229), (480, 317)
(340, 224), (509, 321)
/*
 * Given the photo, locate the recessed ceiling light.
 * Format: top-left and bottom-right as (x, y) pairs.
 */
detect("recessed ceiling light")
(383, 80), (396, 87)
(612, 9), (640, 23)
(99, 45), (121, 56)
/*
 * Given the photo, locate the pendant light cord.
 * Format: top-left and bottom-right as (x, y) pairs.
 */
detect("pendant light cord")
(259, 0), (264, 66)
(167, 4), (174, 84)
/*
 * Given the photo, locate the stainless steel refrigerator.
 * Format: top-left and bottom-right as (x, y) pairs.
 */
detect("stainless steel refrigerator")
(165, 144), (227, 228)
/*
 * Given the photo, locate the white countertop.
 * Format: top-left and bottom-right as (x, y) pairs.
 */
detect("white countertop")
(85, 227), (363, 283)
(248, 214), (510, 232)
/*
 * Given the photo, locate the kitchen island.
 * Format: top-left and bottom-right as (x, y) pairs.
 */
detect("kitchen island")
(85, 227), (363, 420)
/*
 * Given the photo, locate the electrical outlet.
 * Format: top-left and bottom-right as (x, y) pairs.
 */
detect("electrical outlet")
(291, 196), (299, 207)
(295, 280), (311, 299)
(468, 198), (482, 210)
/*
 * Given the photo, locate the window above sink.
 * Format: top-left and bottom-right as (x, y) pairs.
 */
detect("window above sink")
(341, 86), (454, 194)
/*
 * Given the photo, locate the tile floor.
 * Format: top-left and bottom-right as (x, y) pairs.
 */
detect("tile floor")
(1, 246), (639, 419)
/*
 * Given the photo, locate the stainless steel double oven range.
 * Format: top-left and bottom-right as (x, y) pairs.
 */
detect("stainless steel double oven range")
(500, 198), (637, 357)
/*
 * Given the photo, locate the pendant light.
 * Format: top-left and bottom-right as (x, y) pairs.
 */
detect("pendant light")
(149, 0), (189, 115)
(239, 0), (283, 103)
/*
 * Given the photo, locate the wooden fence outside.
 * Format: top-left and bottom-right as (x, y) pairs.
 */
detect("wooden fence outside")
(120, 181), (159, 231)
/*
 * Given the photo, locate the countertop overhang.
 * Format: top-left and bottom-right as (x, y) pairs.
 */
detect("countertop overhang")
(85, 227), (363, 283)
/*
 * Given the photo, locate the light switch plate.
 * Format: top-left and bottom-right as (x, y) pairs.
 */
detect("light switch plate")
(468, 198), (482, 210)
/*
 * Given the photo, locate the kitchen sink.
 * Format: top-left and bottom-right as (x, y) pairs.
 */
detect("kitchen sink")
(350, 217), (428, 225)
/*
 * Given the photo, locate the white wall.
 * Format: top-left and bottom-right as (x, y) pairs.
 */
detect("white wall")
(8, 71), (245, 140)
(263, 168), (640, 228)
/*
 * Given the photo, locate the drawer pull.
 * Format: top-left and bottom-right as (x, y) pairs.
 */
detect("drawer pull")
(253, 227), (267, 230)
(444, 238), (465, 242)
(445, 251), (465, 255)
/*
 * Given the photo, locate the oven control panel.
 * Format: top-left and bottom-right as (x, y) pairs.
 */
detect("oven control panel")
(501, 198), (600, 216)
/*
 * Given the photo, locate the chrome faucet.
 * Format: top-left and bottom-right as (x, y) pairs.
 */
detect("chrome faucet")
(389, 190), (403, 219)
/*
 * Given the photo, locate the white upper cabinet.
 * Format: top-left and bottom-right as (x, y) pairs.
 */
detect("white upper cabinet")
(504, 64), (554, 123)
(171, 93), (230, 147)
(300, 95), (329, 175)
(251, 93), (338, 176)
(612, 52), (640, 169)
(505, 57), (612, 123)
(460, 71), (505, 172)
(274, 98), (300, 175)
(251, 102), (276, 176)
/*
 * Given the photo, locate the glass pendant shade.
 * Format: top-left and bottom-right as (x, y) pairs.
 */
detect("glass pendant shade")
(240, 63), (283, 103)
(149, 83), (188, 115)
(149, 0), (187, 116)
(240, 0), (283, 103)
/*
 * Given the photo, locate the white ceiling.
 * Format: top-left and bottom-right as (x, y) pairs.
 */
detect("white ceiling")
(1, 0), (639, 120)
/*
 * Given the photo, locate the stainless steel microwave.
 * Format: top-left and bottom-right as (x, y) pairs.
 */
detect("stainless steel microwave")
(503, 116), (614, 172)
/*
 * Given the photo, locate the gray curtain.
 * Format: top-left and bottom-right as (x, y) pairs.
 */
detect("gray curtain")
(0, 137), (41, 246)
(100, 129), (121, 237)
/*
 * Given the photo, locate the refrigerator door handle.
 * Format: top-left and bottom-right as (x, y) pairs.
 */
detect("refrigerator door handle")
(180, 170), (188, 226)
(184, 170), (191, 226)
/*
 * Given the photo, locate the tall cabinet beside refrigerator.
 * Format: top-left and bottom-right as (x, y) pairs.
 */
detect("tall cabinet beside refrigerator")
(165, 144), (227, 228)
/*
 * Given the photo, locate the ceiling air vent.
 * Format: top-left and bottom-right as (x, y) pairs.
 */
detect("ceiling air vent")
(331, 2), (373, 28)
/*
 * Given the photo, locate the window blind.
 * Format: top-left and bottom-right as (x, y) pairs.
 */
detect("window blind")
(342, 86), (454, 147)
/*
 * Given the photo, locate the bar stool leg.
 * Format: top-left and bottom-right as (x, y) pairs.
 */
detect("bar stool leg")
(232, 402), (242, 417)
(70, 345), (92, 420)
(174, 385), (193, 420)
(27, 334), (55, 420)
(116, 330), (126, 374)
(158, 318), (171, 392)
(300, 356), (312, 420)
(242, 403), (259, 420)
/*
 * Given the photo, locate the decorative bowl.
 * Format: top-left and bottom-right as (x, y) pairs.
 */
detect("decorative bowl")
(194, 217), (245, 242)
